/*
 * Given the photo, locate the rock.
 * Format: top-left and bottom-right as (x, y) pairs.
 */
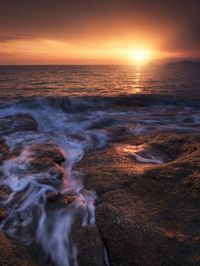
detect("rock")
(0, 139), (9, 161)
(27, 144), (66, 186)
(0, 114), (38, 136)
(32, 144), (65, 164)
(0, 231), (54, 266)
(130, 133), (200, 161)
(0, 205), (5, 222)
(8, 146), (22, 158)
(27, 161), (64, 188)
(0, 185), (11, 200)
(76, 133), (200, 266)
(77, 225), (106, 266)
(107, 126), (130, 142)
(28, 157), (64, 179)
(0, 185), (11, 222)
(46, 192), (77, 211)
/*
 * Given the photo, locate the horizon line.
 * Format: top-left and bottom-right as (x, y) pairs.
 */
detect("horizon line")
(0, 59), (199, 67)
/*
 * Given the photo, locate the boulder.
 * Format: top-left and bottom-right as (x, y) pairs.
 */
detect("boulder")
(0, 114), (38, 136)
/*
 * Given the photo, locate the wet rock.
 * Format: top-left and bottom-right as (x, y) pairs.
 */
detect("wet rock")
(131, 133), (200, 161)
(0, 205), (5, 222)
(107, 126), (130, 142)
(96, 195), (185, 266)
(0, 114), (38, 136)
(46, 192), (77, 211)
(28, 157), (64, 178)
(76, 133), (200, 266)
(27, 144), (66, 185)
(31, 144), (65, 164)
(116, 143), (170, 164)
(0, 231), (54, 266)
(88, 117), (114, 130)
(46, 191), (65, 202)
(0, 139), (9, 161)
(0, 185), (11, 222)
(77, 225), (106, 266)
(69, 133), (86, 141)
(8, 146), (22, 158)
(0, 185), (11, 201)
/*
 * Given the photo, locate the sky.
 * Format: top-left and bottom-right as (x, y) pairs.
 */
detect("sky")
(0, 0), (200, 65)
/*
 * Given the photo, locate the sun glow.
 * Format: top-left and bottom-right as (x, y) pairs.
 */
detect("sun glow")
(133, 49), (151, 64)
(0, 36), (176, 64)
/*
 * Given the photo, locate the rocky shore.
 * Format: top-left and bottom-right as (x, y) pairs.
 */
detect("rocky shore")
(76, 133), (200, 266)
(0, 112), (200, 265)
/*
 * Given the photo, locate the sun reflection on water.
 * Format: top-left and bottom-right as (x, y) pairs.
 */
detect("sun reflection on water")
(130, 67), (143, 94)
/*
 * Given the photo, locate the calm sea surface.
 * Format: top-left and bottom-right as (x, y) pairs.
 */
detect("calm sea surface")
(0, 63), (200, 101)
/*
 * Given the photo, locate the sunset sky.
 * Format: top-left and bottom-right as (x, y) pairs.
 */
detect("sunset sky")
(0, 0), (200, 65)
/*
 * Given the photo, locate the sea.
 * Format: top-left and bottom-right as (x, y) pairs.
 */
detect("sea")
(0, 62), (200, 266)
(0, 63), (200, 100)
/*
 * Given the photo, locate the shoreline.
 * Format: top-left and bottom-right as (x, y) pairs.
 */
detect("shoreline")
(0, 96), (199, 265)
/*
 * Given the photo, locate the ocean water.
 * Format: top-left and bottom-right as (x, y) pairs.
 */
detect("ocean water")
(0, 63), (200, 266)
(0, 63), (200, 101)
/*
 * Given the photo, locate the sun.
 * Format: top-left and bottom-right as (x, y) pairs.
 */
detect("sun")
(133, 49), (151, 64)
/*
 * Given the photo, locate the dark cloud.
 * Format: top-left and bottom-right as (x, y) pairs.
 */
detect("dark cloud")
(1, 1), (199, 35)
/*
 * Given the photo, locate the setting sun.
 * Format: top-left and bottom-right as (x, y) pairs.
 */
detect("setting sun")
(133, 49), (151, 64)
